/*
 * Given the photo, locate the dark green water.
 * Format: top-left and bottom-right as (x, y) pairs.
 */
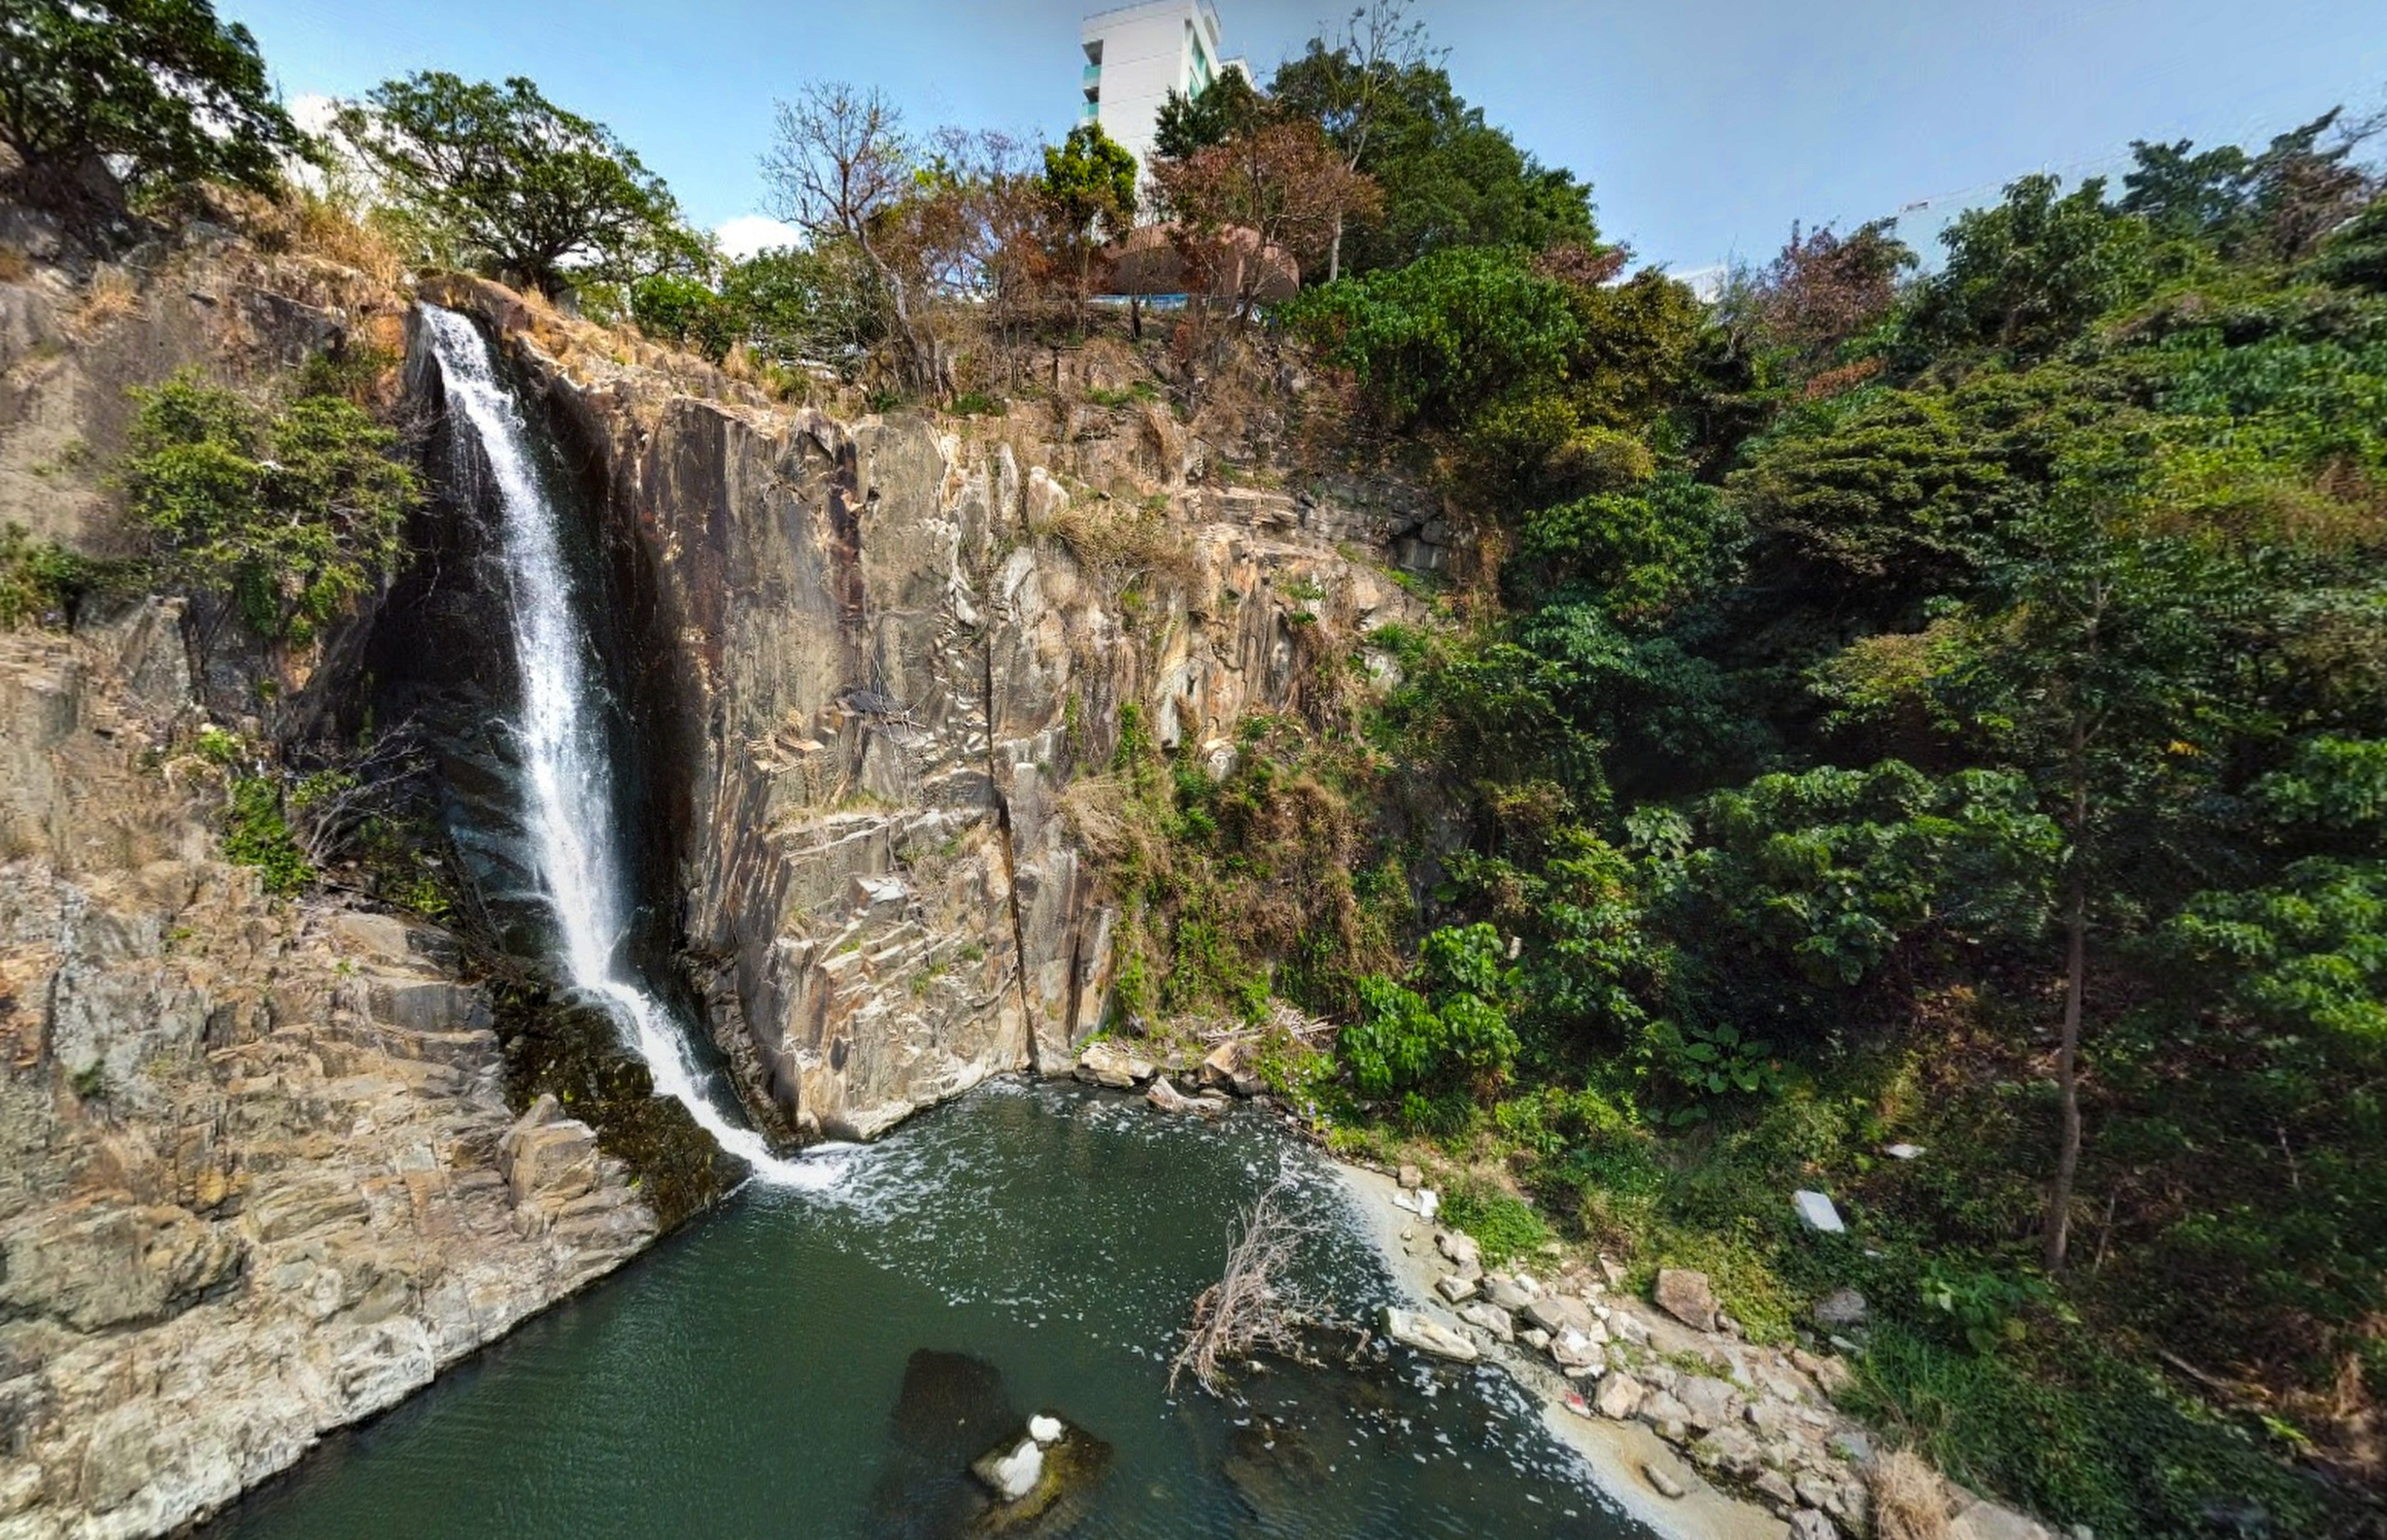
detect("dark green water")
(206, 1080), (1650, 1540)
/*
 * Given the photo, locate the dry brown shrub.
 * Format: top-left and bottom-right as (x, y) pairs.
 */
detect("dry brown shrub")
(1060, 774), (1170, 876)
(1031, 497), (1200, 592)
(1168, 1175), (1333, 1394)
(284, 195), (404, 288)
(1868, 1450), (1952, 1540)
(0, 245), (29, 284)
(66, 269), (140, 340)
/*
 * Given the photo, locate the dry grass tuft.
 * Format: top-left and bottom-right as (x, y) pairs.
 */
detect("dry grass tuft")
(283, 194), (404, 289)
(66, 268), (140, 340)
(0, 245), (29, 285)
(1030, 496), (1201, 592)
(1868, 1449), (1952, 1540)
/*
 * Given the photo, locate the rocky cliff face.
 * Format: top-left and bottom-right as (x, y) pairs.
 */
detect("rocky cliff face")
(0, 607), (654, 1540)
(0, 237), (657, 1540)
(427, 277), (1429, 1143)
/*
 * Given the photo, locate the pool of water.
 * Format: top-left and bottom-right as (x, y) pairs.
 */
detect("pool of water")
(205, 1080), (1653, 1540)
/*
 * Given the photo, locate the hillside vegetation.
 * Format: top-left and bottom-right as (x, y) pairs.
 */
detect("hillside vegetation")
(6, 2), (2385, 1534)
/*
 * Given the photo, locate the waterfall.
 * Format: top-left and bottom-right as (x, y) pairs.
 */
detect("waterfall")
(420, 305), (826, 1190)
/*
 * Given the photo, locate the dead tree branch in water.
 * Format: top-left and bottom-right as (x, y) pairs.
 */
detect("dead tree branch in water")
(1168, 1174), (1329, 1395)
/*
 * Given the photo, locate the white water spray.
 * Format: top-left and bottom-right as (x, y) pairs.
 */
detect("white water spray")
(421, 305), (832, 1189)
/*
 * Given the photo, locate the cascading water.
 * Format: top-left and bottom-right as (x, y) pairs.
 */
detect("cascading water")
(420, 305), (825, 1189)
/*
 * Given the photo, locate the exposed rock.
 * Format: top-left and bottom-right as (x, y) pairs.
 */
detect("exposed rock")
(1595, 1372), (1646, 1420)
(1551, 1332), (1606, 1377)
(1520, 1327), (1552, 1354)
(1689, 1426), (1768, 1482)
(1433, 1273), (1478, 1305)
(1523, 1294), (1594, 1337)
(0, 618), (657, 1540)
(1435, 1229), (1481, 1270)
(1812, 1287), (1870, 1331)
(1457, 1301), (1515, 1342)
(1027, 1414), (1063, 1445)
(1396, 1164), (1423, 1190)
(1952, 1495), (2059, 1540)
(1074, 1039), (1156, 1089)
(1638, 1390), (1694, 1443)
(1674, 1373), (1743, 1432)
(1381, 1306), (1480, 1363)
(1642, 1462), (1687, 1500)
(1484, 1273), (1540, 1313)
(1792, 1190), (1846, 1234)
(971, 1436), (1044, 1502)
(1654, 1267), (1719, 1331)
(1754, 1469), (1798, 1510)
(1791, 1511), (1842, 1540)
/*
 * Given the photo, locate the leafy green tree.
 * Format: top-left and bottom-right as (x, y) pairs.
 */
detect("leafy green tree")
(1273, 47), (1595, 276)
(1904, 175), (2155, 359)
(337, 73), (684, 299)
(122, 371), (418, 646)
(1041, 122), (1139, 314)
(0, 0), (301, 218)
(1152, 69), (1272, 161)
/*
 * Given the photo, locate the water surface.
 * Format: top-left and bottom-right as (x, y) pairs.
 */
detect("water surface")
(208, 1080), (1652, 1540)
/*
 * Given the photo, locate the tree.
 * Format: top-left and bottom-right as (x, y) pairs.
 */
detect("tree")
(1748, 219), (1916, 378)
(0, 0), (301, 219)
(1149, 117), (1378, 318)
(1041, 122), (1138, 320)
(1265, 1), (1439, 280)
(336, 73), (682, 301)
(1272, 45), (1596, 276)
(123, 371), (418, 649)
(1152, 69), (1272, 161)
(762, 82), (943, 393)
(1904, 175), (2154, 360)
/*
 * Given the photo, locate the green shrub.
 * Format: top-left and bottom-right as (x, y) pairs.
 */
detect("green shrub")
(1439, 1174), (1552, 1265)
(122, 372), (418, 644)
(221, 776), (312, 895)
(0, 523), (97, 628)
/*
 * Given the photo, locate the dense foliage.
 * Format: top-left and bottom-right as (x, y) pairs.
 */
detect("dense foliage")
(0, 0), (301, 217)
(122, 371), (418, 644)
(337, 72), (688, 299)
(1268, 93), (2387, 1537)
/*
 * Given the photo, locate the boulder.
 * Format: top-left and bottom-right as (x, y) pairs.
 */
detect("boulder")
(971, 1436), (1044, 1502)
(1435, 1229), (1481, 1269)
(1434, 1273), (1478, 1305)
(1643, 1462), (1686, 1500)
(1523, 1294), (1594, 1337)
(1520, 1327), (1552, 1354)
(1688, 1425), (1767, 1482)
(1457, 1301), (1515, 1342)
(1381, 1306), (1479, 1363)
(1027, 1414), (1063, 1445)
(1145, 1075), (1225, 1115)
(1484, 1273), (1539, 1313)
(1199, 1038), (1266, 1097)
(1638, 1390), (1694, 1443)
(1754, 1469), (1798, 1510)
(1595, 1372), (1646, 1420)
(1791, 1511), (1842, 1540)
(1075, 1039), (1156, 1088)
(1812, 1287), (1869, 1331)
(1397, 1164), (1424, 1190)
(1653, 1268), (1717, 1331)
(1551, 1331), (1606, 1376)
(1674, 1374), (1742, 1432)
(1792, 1190), (1846, 1234)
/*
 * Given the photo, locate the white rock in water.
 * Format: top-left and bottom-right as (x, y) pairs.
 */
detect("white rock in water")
(1792, 1189), (1846, 1233)
(1381, 1305), (1480, 1362)
(971, 1436), (1044, 1501)
(1027, 1414), (1064, 1445)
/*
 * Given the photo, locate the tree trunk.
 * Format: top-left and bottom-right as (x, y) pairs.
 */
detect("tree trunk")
(2044, 739), (2091, 1271)
(1328, 213), (1344, 284)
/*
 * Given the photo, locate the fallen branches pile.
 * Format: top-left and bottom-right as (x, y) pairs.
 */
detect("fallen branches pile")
(1168, 1174), (1332, 1395)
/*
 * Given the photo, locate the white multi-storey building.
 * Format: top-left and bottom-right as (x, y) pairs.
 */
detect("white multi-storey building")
(1079, 1), (1247, 182)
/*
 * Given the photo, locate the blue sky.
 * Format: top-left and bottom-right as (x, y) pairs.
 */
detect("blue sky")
(228, 0), (2385, 272)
